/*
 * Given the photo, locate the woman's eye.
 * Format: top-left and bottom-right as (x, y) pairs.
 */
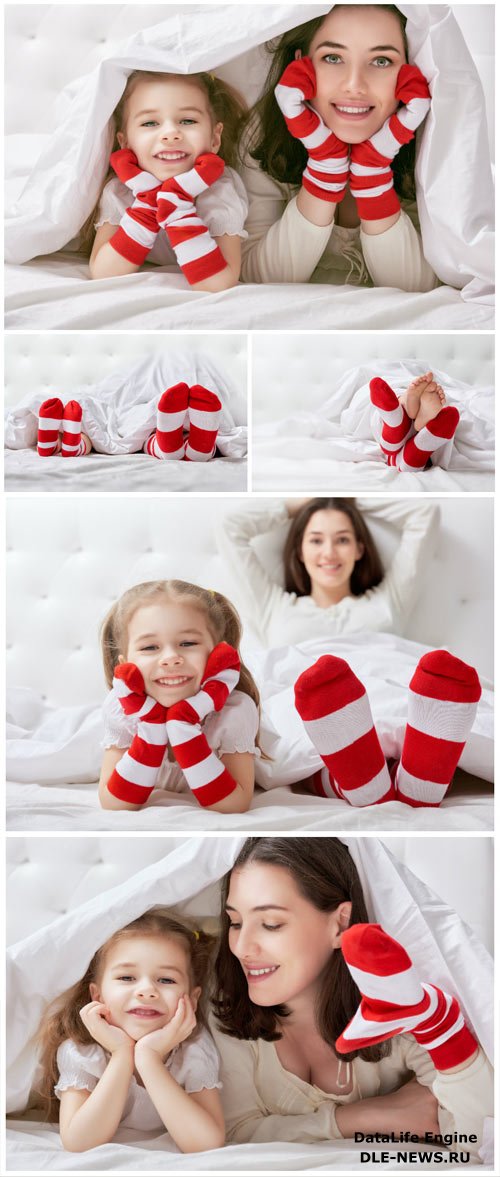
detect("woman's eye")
(263, 924), (283, 932)
(323, 53), (342, 65)
(227, 921), (241, 930)
(372, 56), (393, 67)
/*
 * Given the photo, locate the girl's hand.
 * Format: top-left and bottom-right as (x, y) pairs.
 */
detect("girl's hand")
(167, 641), (240, 725)
(106, 664), (168, 806)
(79, 1002), (135, 1055)
(155, 154), (227, 286)
(274, 57), (348, 204)
(134, 995), (197, 1062)
(165, 642), (241, 808)
(107, 150), (161, 266)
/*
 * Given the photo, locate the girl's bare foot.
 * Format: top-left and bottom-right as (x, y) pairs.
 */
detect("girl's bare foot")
(399, 372), (434, 419)
(414, 384), (447, 431)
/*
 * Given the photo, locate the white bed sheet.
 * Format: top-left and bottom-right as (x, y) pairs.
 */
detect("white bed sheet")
(4, 449), (246, 493)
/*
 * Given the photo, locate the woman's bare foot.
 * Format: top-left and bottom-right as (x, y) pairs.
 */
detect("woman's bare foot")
(399, 372), (434, 419)
(414, 384), (446, 431)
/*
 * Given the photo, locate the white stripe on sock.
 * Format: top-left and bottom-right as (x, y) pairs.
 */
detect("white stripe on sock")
(303, 693), (374, 755)
(407, 693), (477, 741)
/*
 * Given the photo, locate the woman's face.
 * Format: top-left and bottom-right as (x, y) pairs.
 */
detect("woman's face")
(305, 6), (405, 144)
(226, 863), (350, 1008)
(300, 509), (364, 598)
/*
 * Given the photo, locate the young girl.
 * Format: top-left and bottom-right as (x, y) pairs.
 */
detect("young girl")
(36, 381), (224, 463)
(239, 5), (439, 291)
(36, 909), (225, 1153)
(88, 70), (248, 290)
(212, 838), (492, 1156)
(370, 373), (460, 471)
(99, 580), (259, 813)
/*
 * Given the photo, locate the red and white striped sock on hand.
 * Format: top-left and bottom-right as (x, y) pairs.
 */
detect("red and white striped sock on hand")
(336, 924), (478, 1070)
(107, 664), (168, 805)
(37, 398), (63, 456)
(108, 148), (160, 265)
(395, 650), (481, 807)
(349, 65), (431, 220)
(184, 385), (221, 462)
(61, 401), (87, 457)
(156, 154), (228, 286)
(294, 656), (395, 806)
(370, 377), (413, 461)
(166, 642), (240, 807)
(391, 406), (460, 472)
(145, 383), (189, 460)
(274, 58), (348, 203)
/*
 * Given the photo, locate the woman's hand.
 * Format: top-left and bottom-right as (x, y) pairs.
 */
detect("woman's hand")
(336, 1076), (440, 1139)
(134, 995), (197, 1063)
(274, 58), (349, 208)
(79, 1001), (135, 1055)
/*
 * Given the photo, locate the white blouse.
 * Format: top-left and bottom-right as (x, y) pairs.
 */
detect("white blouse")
(96, 168), (248, 267)
(55, 1026), (221, 1132)
(102, 688), (259, 793)
(217, 499), (440, 648)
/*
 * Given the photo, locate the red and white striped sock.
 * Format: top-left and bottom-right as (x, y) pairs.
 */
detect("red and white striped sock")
(309, 767), (344, 800)
(349, 65), (431, 220)
(156, 154), (228, 286)
(61, 401), (87, 457)
(108, 148), (160, 265)
(184, 385), (221, 462)
(391, 406), (460, 472)
(145, 383), (189, 460)
(166, 642), (240, 807)
(274, 58), (348, 203)
(37, 398), (63, 456)
(370, 377), (413, 461)
(395, 650), (481, 807)
(336, 924), (477, 1069)
(294, 656), (395, 806)
(107, 664), (168, 805)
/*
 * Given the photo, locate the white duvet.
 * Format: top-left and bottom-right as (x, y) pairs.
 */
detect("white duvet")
(4, 4), (494, 331)
(6, 837), (494, 1169)
(253, 360), (495, 491)
(7, 634), (494, 833)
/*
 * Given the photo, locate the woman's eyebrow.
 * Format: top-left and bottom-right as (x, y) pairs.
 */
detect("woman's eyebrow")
(315, 40), (402, 53)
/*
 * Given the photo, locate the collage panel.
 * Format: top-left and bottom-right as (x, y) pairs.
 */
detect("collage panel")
(5, 835), (494, 1169)
(6, 493), (493, 833)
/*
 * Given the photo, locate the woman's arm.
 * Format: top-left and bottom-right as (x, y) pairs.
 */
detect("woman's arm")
(360, 209), (440, 293)
(89, 223), (141, 280)
(134, 1054), (225, 1152)
(357, 497), (440, 622)
(98, 747), (142, 811)
(216, 503), (289, 640)
(240, 151), (333, 285)
(191, 234), (241, 292)
(204, 751), (255, 814)
(59, 1045), (134, 1152)
(336, 1076), (439, 1140)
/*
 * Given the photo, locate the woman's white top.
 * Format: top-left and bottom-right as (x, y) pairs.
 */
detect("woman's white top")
(55, 1027), (221, 1132)
(211, 1024), (492, 1160)
(239, 141), (439, 292)
(217, 500), (439, 647)
(96, 167), (248, 267)
(102, 689), (259, 792)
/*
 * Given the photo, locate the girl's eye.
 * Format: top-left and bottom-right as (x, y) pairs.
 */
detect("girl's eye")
(118, 975), (134, 982)
(141, 120), (158, 127)
(180, 640), (198, 647)
(140, 645), (157, 652)
(159, 977), (176, 985)
(180, 118), (197, 125)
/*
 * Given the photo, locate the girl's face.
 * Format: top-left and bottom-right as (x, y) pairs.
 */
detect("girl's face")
(117, 77), (222, 181)
(122, 599), (215, 705)
(305, 6), (405, 144)
(300, 510), (364, 598)
(226, 863), (350, 1009)
(89, 934), (200, 1041)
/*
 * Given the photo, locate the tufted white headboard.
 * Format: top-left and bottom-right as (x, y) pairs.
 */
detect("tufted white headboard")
(252, 333), (495, 423)
(6, 836), (493, 953)
(4, 332), (248, 419)
(6, 496), (493, 707)
(5, 5), (494, 157)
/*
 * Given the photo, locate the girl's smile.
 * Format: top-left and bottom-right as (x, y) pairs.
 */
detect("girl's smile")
(122, 599), (215, 705)
(117, 77), (222, 181)
(89, 934), (200, 1041)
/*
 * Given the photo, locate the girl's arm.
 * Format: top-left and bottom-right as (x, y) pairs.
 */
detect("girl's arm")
(89, 223), (141, 280)
(191, 234), (241, 292)
(98, 747), (142, 811)
(59, 1045), (134, 1152)
(134, 1055), (225, 1152)
(204, 751), (255, 814)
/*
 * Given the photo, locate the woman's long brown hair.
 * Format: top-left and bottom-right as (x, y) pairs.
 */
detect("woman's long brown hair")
(212, 838), (391, 1063)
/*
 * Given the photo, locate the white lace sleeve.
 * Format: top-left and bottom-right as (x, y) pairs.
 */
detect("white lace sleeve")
(101, 689), (135, 750)
(205, 691), (259, 756)
(55, 1040), (107, 1097)
(196, 167), (248, 239)
(168, 1027), (222, 1093)
(94, 177), (130, 229)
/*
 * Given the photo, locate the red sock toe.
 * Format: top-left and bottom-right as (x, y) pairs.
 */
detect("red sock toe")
(38, 398), (63, 456)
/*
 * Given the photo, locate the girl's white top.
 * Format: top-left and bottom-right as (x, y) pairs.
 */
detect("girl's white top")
(55, 1026), (221, 1131)
(102, 689), (259, 791)
(217, 500), (439, 647)
(96, 168), (248, 267)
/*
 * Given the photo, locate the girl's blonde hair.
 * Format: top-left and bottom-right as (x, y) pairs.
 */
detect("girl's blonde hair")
(35, 908), (216, 1122)
(100, 578), (262, 719)
(81, 70), (247, 255)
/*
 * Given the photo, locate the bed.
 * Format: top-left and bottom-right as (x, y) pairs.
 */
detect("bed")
(251, 334), (495, 492)
(6, 496), (494, 833)
(4, 334), (248, 492)
(5, 836), (494, 1170)
(5, 4), (494, 332)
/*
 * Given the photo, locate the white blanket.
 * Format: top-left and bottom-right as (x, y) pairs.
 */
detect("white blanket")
(253, 360), (494, 491)
(7, 634), (493, 832)
(6, 837), (494, 1169)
